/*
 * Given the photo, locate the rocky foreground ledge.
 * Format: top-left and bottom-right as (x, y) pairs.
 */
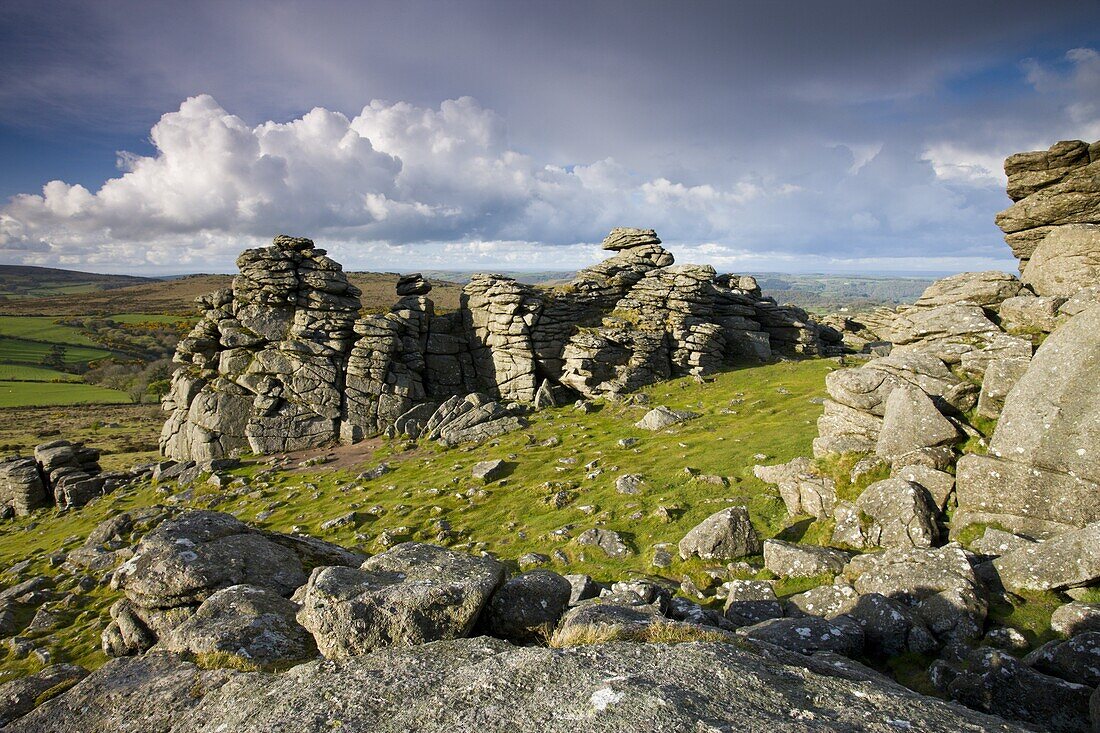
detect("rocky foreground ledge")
(10, 636), (1024, 732)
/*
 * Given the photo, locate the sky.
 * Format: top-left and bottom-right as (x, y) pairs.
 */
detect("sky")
(0, 0), (1098, 276)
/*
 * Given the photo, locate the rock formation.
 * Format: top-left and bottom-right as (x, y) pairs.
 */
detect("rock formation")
(161, 228), (840, 460)
(0, 439), (139, 518)
(745, 139), (1100, 727)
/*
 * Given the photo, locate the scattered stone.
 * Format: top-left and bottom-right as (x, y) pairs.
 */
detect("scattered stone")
(574, 529), (632, 559)
(471, 459), (507, 483)
(634, 406), (698, 431)
(614, 473), (645, 495)
(678, 507), (761, 561)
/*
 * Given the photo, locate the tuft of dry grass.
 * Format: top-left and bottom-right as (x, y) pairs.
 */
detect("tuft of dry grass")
(549, 622), (733, 648)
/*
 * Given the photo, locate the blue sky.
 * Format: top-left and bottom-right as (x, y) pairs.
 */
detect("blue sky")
(0, 0), (1098, 275)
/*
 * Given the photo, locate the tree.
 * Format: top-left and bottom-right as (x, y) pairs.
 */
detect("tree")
(41, 344), (67, 370)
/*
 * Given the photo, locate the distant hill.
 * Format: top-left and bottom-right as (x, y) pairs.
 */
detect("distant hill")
(0, 263), (936, 317)
(0, 265), (155, 299)
(0, 271), (466, 316)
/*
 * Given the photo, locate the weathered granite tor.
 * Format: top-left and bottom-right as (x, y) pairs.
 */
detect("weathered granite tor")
(161, 229), (840, 460)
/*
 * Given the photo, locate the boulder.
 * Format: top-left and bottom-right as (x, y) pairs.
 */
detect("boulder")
(890, 465), (955, 511)
(994, 522), (1100, 591)
(295, 542), (504, 658)
(846, 593), (937, 658)
(969, 528), (1036, 557)
(471, 459), (506, 483)
(678, 507), (761, 561)
(601, 227), (661, 251)
(737, 615), (864, 658)
(975, 356), (1031, 420)
(932, 646), (1091, 733)
(853, 478), (939, 548)
(160, 584), (315, 667)
(754, 458), (837, 519)
(785, 583), (860, 619)
(873, 386), (957, 461)
(1052, 602), (1100, 637)
(913, 271), (1023, 309)
(563, 574), (601, 605)
(998, 294), (1065, 333)
(722, 579), (783, 626)
(1021, 224), (1100, 297)
(844, 545), (986, 643)
(614, 473), (645, 495)
(0, 457), (48, 517)
(111, 511), (306, 609)
(481, 570), (571, 643)
(955, 305), (1100, 536)
(634, 406), (697, 431)
(762, 540), (850, 578)
(574, 529), (632, 558)
(1024, 632), (1100, 686)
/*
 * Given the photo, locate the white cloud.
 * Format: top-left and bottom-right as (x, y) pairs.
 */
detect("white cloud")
(0, 92), (1025, 274)
(921, 143), (1006, 186)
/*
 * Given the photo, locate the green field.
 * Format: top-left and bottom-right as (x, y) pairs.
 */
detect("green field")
(0, 337), (113, 365)
(0, 364), (81, 382)
(0, 316), (101, 347)
(0, 380), (130, 407)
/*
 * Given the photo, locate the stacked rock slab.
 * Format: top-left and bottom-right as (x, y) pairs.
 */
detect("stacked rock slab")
(996, 139), (1100, 273)
(0, 440), (108, 517)
(162, 228), (838, 460)
(162, 236), (361, 460)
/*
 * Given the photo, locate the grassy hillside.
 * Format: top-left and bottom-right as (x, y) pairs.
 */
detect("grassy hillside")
(0, 265), (153, 299)
(0, 360), (834, 678)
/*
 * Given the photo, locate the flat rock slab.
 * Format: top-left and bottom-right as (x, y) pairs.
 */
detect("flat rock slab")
(9, 639), (1032, 732)
(994, 522), (1100, 592)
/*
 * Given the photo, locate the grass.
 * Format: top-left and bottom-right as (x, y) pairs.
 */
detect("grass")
(0, 381), (131, 407)
(987, 589), (1064, 649)
(0, 365), (81, 382)
(0, 354), (1075, 697)
(0, 316), (101, 348)
(0, 359), (834, 680)
(813, 451), (890, 503)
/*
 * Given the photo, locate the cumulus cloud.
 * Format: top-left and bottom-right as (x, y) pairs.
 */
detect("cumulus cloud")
(0, 90), (1038, 274)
